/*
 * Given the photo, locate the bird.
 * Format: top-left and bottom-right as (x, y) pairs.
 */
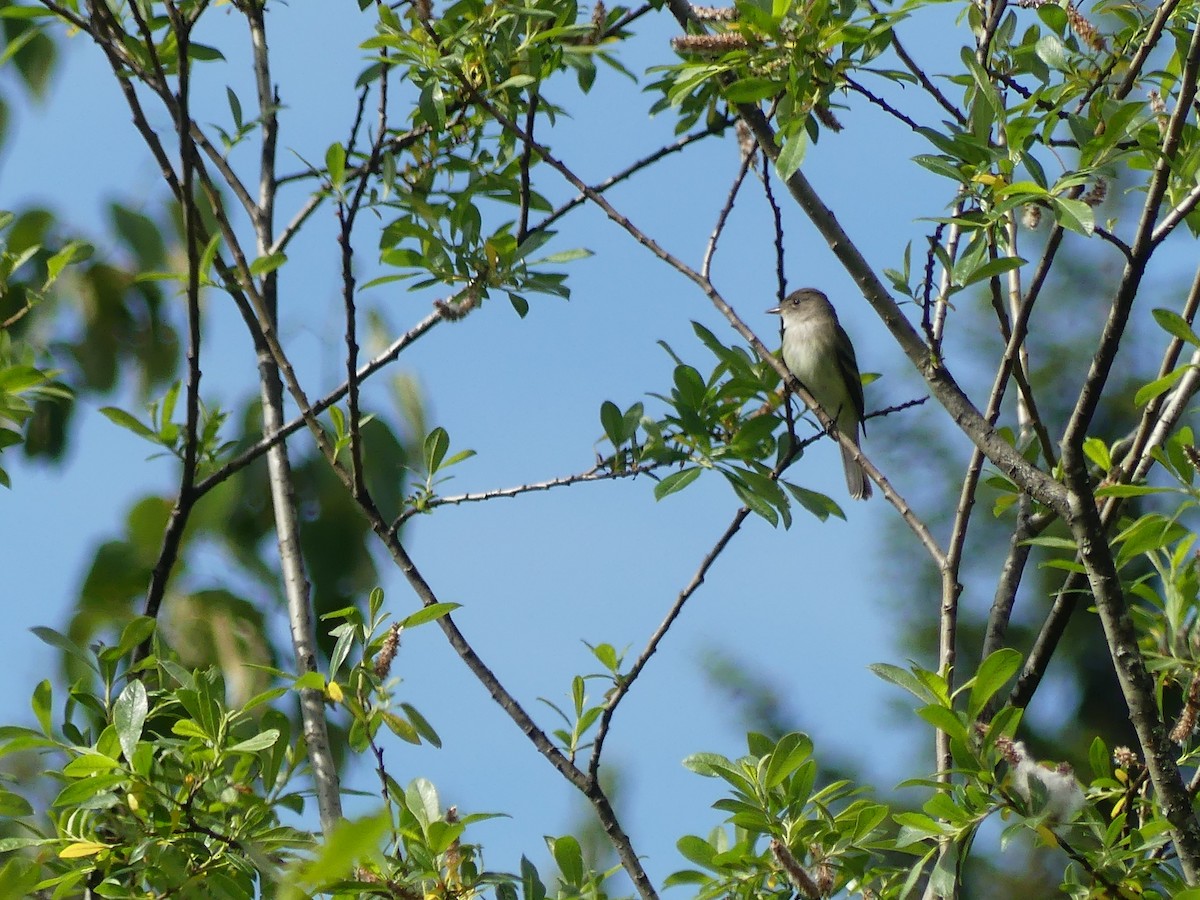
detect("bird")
(767, 287), (872, 500)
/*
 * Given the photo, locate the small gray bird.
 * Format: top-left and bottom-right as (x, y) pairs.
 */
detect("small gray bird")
(768, 288), (872, 500)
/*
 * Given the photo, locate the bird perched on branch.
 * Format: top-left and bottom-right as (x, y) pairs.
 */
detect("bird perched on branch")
(768, 287), (871, 500)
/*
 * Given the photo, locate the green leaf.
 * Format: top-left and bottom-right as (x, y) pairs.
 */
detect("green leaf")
(960, 255), (1026, 288)
(917, 704), (968, 743)
(1095, 482), (1172, 499)
(496, 74), (537, 91)
(116, 616), (156, 658)
(53, 774), (125, 808)
(30, 627), (97, 673)
(869, 663), (940, 703)
(62, 752), (120, 777)
(723, 77), (778, 104)
(249, 252), (287, 277)
(228, 729), (281, 754)
(590, 642), (620, 672)
(1088, 735), (1110, 780)
(282, 813), (391, 893)
(782, 481), (844, 521)
(31, 679), (51, 736)
(676, 835), (717, 870)
(326, 142), (347, 190)
(226, 86), (243, 128)
(113, 680), (147, 764)
(1134, 366), (1188, 407)
(763, 732), (813, 789)
(99, 407), (155, 439)
(520, 856), (546, 900)
(172, 719), (209, 741)
(43, 240), (92, 288)
(654, 466), (702, 500)
(1034, 32), (1068, 70)
(728, 472), (779, 526)
(405, 778), (441, 826)
(681, 751), (732, 777)
(1153, 308), (1200, 346)
(1082, 436), (1112, 470)
(966, 648), (1021, 719)
(549, 835), (584, 886)
(382, 709), (421, 744)
(600, 400), (623, 446)
(399, 702), (441, 748)
(0, 789), (32, 817)
(533, 247), (593, 264)
(187, 42), (225, 62)
(775, 130), (807, 180)
(399, 602), (461, 628)
(1051, 197), (1094, 235)
(424, 426), (450, 474)
(293, 671), (326, 692)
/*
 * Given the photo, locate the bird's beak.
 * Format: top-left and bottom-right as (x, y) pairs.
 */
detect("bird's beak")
(766, 306), (781, 315)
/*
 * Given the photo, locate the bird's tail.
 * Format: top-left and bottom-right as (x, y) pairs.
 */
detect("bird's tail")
(840, 437), (872, 500)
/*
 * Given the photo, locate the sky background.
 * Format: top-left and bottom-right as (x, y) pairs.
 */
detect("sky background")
(0, 0), (1155, 889)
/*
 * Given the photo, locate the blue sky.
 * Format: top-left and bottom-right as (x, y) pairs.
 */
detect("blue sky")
(0, 0), (1060, 887)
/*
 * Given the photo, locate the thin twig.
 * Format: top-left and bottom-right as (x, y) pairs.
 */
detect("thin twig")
(760, 155), (787, 303)
(138, 4), (204, 650)
(885, 22), (966, 125)
(1016, 269), (1200, 704)
(1114, 0), (1181, 100)
(1061, 15), (1200, 458)
(1152, 178), (1200, 247)
(586, 427), (832, 783)
(979, 499), (1043, 664)
(930, 202), (963, 349)
(393, 463), (667, 527)
(701, 150), (755, 280)
(845, 76), (924, 132)
(588, 505), (752, 783)
(535, 122), (728, 234)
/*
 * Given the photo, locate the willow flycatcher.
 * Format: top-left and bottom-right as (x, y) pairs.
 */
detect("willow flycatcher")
(768, 287), (872, 500)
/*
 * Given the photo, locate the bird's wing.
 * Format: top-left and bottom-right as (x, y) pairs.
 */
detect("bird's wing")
(834, 324), (866, 427)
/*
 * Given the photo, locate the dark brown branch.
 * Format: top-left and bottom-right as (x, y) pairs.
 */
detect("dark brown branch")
(883, 20), (966, 125)
(701, 148), (755, 280)
(1114, 0), (1181, 100)
(760, 153), (787, 303)
(845, 76), (924, 132)
(535, 123), (728, 234)
(517, 87), (539, 243)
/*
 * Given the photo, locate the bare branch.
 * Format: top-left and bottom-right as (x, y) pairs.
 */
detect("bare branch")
(702, 149), (755, 280)
(882, 19), (966, 125)
(534, 122), (729, 234)
(393, 463), (667, 528)
(1114, 0), (1181, 100)
(588, 504), (752, 783)
(844, 76), (925, 132)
